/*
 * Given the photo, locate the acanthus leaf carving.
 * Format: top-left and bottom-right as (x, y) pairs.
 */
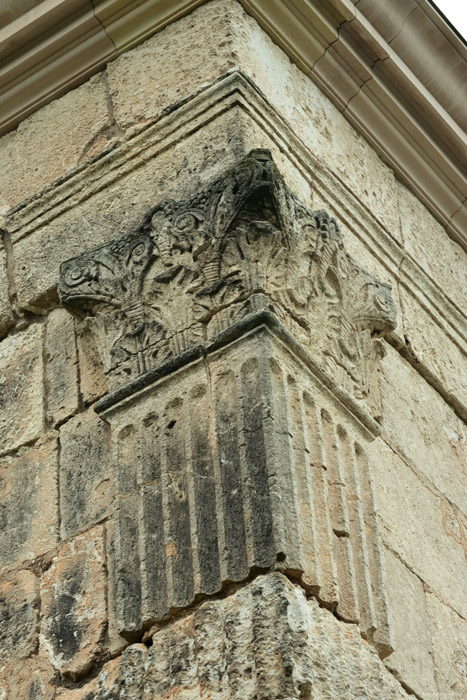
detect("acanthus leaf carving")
(59, 149), (396, 398)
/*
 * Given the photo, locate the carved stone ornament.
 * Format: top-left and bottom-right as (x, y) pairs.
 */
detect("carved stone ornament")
(59, 149), (396, 399)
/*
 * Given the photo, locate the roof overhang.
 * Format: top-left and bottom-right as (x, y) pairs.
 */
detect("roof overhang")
(1, 0), (466, 250)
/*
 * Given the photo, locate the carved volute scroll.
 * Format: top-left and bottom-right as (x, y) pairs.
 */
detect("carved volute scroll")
(59, 149), (396, 399)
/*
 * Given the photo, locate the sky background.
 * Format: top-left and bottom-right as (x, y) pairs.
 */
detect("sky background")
(433, 0), (467, 39)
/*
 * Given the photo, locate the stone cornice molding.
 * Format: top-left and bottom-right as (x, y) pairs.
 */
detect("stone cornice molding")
(1, 0), (466, 251)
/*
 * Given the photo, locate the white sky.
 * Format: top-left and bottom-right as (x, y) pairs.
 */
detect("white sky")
(433, 0), (467, 40)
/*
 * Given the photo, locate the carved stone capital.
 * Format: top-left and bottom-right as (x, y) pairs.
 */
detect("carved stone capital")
(59, 149), (396, 398)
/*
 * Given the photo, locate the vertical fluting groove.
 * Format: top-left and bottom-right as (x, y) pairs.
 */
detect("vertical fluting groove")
(140, 412), (167, 621)
(337, 426), (377, 638)
(321, 409), (358, 622)
(115, 423), (142, 636)
(302, 394), (338, 605)
(286, 374), (317, 582)
(240, 357), (275, 569)
(213, 369), (249, 581)
(189, 382), (221, 595)
(268, 358), (302, 569)
(164, 396), (194, 609)
(354, 442), (393, 656)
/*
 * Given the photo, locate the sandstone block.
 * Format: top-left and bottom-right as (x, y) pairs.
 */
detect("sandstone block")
(0, 437), (58, 570)
(0, 323), (44, 454)
(0, 247), (14, 339)
(46, 308), (79, 426)
(106, 0), (236, 128)
(0, 569), (39, 666)
(368, 438), (467, 619)
(382, 547), (437, 699)
(58, 573), (410, 699)
(0, 73), (111, 208)
(40, 526), (107, 680)
(59, 408), (112, 539)
(426, 591), (467, 700)
(379, 346), (467, 513)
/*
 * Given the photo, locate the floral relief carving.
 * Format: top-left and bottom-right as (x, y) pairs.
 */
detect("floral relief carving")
(59, 149), (396, 397)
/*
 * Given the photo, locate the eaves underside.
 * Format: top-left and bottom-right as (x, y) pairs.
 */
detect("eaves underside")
(0, 0), (466, 251)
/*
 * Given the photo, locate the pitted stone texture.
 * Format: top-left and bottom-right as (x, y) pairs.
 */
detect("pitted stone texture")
(46, 309), (79, 426)
(382, 548), (437, 699)
(40, 526), (107, 680)
(0, 247), (14, 339)
(0, 570), (39, 667)
(76, 321), (109, 405)
(58, 574), (410, 699)
(427, 592), (467, 700)
(59, 150), (395, 400)
(59, 408), (112, 539)
(0, 436), (58, 570)
(0, 73), (112, 208)
(399, 288), (467, 418)
(379, 346), (467, 514)
(226, 0), (400, 236)
(0, 323), (44, 454)
(102, 327), (391, 653)
(397, 181), (467, 310)
(11, 107), (247, 310)
(0, 653), (56, 700)
(368, 438), (467, 619)
(107, 0), (236, 129)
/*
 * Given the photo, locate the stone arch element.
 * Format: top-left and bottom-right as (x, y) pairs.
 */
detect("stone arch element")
(59, 150), (396, 656)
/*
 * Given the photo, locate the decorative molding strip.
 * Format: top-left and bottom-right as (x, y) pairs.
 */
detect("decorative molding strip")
(1, 0), (465, 251)
(8, 71), (463, 378)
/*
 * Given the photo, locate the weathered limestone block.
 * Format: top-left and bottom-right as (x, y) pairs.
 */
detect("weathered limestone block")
(400, 286), (467, 417)
(59, 408), (112, 539)
(0, 436), (58, 571)
(382, 548), (437, 699)
(107, 0), (237, 129)
(379, 346), (467, 513)
(0, 73), (112, 208)
(46, 308), (79, 426)
(76, 321), (109, 405)
(40, 526), (107, 680)
(426, 591), (467, 700)
(0, 653), (56, 700)
(0, 322), (44, 454)
(0, 246), (14, 339)
(397, 180), (467, 311)
(57, 574), (410, 700)
(0, 569), (39, 667)
(59, 150), (396, 400)
(368, 438), (467, 619)
(10, 106), (248, 311)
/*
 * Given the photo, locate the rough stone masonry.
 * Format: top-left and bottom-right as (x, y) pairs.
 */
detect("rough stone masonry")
(0, 1), (466, 699)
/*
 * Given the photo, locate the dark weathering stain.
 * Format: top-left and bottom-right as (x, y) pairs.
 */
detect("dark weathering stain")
(49, 564), (84, 660)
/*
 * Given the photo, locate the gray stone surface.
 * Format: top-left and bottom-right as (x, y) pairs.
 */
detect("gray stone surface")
(59, 408), (112, 539)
